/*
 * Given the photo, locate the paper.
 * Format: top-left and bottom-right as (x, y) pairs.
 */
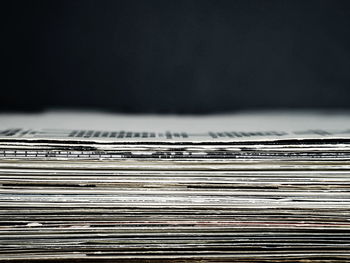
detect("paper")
(0, 110), (349, 261)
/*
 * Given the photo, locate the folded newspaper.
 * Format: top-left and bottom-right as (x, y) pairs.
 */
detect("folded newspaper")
(0, 110), (349, 262)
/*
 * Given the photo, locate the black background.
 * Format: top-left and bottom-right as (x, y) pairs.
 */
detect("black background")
(3, 0), (350, 113)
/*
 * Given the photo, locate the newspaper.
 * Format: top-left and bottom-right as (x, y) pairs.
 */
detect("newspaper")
(0, 110), (349, 262)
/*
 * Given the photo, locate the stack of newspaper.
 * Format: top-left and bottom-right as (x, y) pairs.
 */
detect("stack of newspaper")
(0, 111), (349, 262)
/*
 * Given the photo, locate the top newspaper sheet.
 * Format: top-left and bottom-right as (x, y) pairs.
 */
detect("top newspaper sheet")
(0, 110), (349, 143)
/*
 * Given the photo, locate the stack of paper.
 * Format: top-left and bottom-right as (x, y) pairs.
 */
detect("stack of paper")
(0, 111), (349, 262)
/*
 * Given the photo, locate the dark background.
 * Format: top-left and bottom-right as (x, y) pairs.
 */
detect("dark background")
(3, 0), (350, 113)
